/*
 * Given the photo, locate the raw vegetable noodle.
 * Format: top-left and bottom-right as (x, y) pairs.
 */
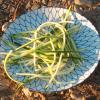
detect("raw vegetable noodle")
(1, 8), (84, 88)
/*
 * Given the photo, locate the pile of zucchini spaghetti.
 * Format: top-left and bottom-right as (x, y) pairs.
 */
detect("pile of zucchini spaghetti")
(1, 9), (84, 88)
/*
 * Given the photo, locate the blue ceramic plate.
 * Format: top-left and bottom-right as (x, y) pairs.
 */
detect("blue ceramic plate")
(0, 7), (100, 92)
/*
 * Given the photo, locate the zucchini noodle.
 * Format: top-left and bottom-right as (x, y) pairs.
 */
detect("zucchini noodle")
(2, 8), (84, 88)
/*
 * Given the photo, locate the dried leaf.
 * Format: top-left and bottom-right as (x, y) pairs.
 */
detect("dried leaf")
(2, 22), (9, 32)
(0, 0), (3, 4)
(26, 1), (31, 9)
(31, 2), (41, 10)
(22, 88), (32, 97)
(69, 89), (85, 100)
(33, 92), (46, 100)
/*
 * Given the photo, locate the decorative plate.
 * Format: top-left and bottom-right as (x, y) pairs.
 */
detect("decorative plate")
(0, 7), (100, 92)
